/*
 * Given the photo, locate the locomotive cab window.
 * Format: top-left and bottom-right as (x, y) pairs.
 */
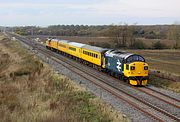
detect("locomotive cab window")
(126, 55), (145, 63)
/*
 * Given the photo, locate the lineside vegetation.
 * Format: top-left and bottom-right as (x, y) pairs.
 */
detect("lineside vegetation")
(0, 34), (129, 122)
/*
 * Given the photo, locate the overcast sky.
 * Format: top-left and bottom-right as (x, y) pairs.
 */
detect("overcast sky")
(0, 0), (180, 26)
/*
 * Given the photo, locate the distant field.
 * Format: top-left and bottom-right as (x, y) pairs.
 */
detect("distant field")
(29, 35), (176, 48)
(29, 35), (110, 44)
(128, 50), (180, 76)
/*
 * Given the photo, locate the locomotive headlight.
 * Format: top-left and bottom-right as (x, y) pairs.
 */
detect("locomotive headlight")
(144, 66), (148, 70)
(130, 66), (135, 70)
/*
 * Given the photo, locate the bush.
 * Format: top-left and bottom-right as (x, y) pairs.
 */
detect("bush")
(131, 40), (146, 49)
(153, 41), (167, 49)
(99, 42), (111, 48)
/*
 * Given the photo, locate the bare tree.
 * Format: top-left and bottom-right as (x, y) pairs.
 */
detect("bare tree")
(108, 24), (128, 48)
(127, 24), (136, 47)
(168, 24), (180, 49)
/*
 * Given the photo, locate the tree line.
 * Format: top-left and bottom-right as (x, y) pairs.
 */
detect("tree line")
(9, 24), (180, 49)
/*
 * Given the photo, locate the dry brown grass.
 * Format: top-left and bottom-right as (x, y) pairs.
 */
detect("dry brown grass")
(0, 33), (130, 122)
(138, 38), (176, 48)
(36, 35), (175, 49)
(149, 75), (180, 93)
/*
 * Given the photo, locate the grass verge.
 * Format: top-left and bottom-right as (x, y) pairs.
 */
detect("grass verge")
(0, 33), (130, 122)
(149, 75), (180, 93)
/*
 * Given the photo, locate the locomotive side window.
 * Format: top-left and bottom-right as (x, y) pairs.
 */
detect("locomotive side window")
(126, 64), (129, 70)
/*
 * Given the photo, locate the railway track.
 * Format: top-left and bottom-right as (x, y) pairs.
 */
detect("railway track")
(36, 47), (176, 122)
(7, 33), (180, 122)
(135, 87), (180, 108)
(93, 65), (180, 110)
(145, 87), (180, 102)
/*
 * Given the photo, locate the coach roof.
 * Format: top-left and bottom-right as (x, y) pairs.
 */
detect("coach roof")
(58, 39), (69, 44)
(68, 42), (86, 48)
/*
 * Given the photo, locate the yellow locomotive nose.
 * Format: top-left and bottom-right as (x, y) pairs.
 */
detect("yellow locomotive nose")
(124, 62), (149, 85)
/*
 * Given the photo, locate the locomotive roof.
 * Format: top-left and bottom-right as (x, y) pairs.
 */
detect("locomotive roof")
(68, 42), (86, 48)
(105, 50), (134, 59)
(82, 45), (108, 53)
